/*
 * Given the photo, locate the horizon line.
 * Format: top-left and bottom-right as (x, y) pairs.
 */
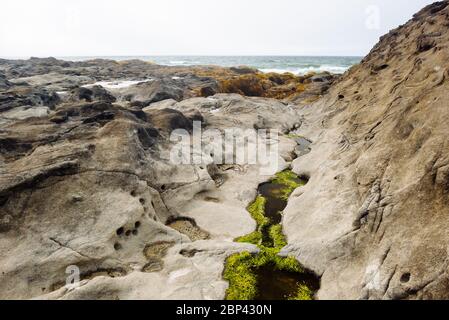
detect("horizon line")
(1, 54), (365, 59)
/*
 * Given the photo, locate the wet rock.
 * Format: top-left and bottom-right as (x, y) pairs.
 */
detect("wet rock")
(9, 72), (94, 92)
(198, 85), (217, 97)
(229, 66), (259, 75)
(68, 85), (116, 103)
(0, 73), (11, 89)
(309, 72), (336, 83)
(145, 108), (197, 132)
(0, 106), (50, 120)
(0, 87), (60, 113)
(116, 79), (184, 106)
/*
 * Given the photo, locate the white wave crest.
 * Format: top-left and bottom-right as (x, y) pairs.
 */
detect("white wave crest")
(260, 65), (349, 75)
(84, 79), (154, 89)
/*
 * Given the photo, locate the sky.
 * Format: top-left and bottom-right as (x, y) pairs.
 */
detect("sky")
(0, 0), (436, 57)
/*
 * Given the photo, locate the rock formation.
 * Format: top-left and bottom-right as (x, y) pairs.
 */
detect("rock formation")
(0, 59), (303, 299)
(1, 1), (448, 300)
(283, 1), (449, 300)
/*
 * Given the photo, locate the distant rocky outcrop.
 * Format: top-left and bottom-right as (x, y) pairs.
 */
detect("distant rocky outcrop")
(283, 0), (449, 300)
(191, 66), (337, 100)
(0, 58), (334, 102)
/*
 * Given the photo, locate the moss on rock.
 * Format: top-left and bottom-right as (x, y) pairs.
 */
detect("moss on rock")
(247, 196), (269, 230)
(293, 285), (314, 301)
(191, 67), (308, 99)
(235, 231), (262, 246)
(224, 170), (315, 301)
(272, 170), (305, 200)
(269, 224), (287, 249)
(223, 251), (258, 300)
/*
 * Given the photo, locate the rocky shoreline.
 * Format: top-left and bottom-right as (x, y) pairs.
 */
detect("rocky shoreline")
(2, 1), (449, 300)
(1, 55), (330, 300)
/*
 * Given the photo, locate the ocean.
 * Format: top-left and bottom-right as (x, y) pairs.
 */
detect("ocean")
(58, 56), (361, 75)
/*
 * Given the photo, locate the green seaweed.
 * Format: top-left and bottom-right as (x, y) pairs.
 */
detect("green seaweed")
(247, 196), (269, 228)
(235, 231), (262, 246)
(223, 246), (305, 300)
(224, 170), (314, 301)
(269, 224), (287, 249)
(223, 252), (258, 300)
(272, 171), (305, 200)
(291, 285), (314, 301)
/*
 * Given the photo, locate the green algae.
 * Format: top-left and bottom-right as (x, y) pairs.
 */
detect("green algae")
(224, 170), (317, 301)
(223, 244), (306, 300)
(269, 224), (288, 249)
(247, 196), (269, 230)
(292, 285), (314, 301)
(235, 231), (262, 246)
(272, 170), (305, 200)
(223, 252), (258, 300)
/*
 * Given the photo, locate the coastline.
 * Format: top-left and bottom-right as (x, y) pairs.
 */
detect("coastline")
(2, 0), (449, 300)
(1, 55), (361, 76)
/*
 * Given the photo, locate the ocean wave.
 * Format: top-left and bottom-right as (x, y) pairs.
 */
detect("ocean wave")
(260, 65), (349, 75)
(84, 79), (154, 89)
(168, 60), (201, 66)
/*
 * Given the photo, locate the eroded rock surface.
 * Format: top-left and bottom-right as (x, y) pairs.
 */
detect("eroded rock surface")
(282, 1), (449, 300)
(2, 1), (448, 301)
(0, 57), (302, 299)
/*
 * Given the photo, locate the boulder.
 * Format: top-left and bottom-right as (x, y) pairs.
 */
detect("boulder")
(116, 79), (184, 107)
(0, 73), (11, 89)
(68, 85), (116, 103)
(144, 108), (199, 132)
(0, 106), (50, 120)
(0, 87), (60, 113)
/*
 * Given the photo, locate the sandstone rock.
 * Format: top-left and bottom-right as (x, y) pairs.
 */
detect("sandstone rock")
(9, 72), (94, 92)
(0, 86), (298, 299)
(67, 85), (116, 103)
(115, 79), (184, 106)
(0, 73), (11, 89)
(0, 106), (50, 120)
(0, 87), (60, 113)
(282, 1), (449, 300)
(145, 108), (199, 132)
(3, 2), (447, 301)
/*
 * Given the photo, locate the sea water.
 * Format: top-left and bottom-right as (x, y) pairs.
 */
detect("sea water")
(58, 55), (361, 75)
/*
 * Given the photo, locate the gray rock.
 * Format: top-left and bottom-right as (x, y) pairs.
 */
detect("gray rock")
(282, 2), (449, 300)
(67, 85), (116, 103)
(0, 91), (299, 300)
(116, 79), (184, 106)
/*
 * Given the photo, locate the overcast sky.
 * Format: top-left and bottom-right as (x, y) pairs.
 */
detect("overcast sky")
(0, 0), (436, 57)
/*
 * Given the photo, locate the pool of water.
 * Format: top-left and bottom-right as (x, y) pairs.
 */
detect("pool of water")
(224, 169), (320, 300)
(255, 264), (320, 300)
(256, 174), (319, 300)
